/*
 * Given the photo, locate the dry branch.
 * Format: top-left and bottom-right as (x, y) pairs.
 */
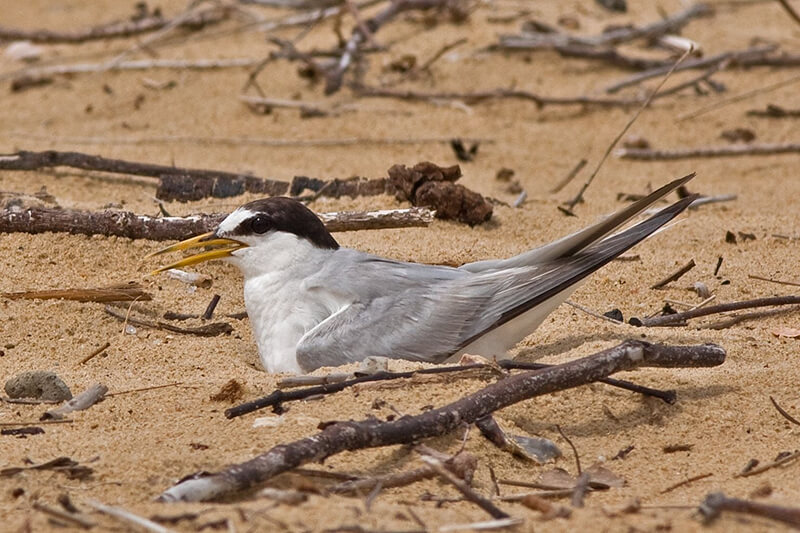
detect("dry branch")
(2, 284), (151, 303)
(618, 143), (800, 160)
(5, 58), (261, 87)
(160, 340), (724, 502)
(603, 45), (800, 93)
(700, 492), (800, 528)
(650, 259), (696, 289)
(633, 296), (800, 327)
(0, 205), (434, 241)
(0, 6), (228, 44)
(323, 0), (456, 94)
(354, 85), (641, 109)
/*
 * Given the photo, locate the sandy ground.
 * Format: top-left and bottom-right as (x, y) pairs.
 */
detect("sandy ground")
(2, 0), (800, 531)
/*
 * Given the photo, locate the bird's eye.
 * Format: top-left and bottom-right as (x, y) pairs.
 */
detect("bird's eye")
(251, 215), (270, 234)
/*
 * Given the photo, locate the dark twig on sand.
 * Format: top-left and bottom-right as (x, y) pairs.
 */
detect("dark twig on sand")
(161, 341), (724, 502)
(420, 455), (510, 519)
(0, 205), (434, 241)
(353, 85), (641, 109)
(226, 358), (678, 419)
(733, 450), (800, 478)
(104, 305), (233, 337)
(563, 48), (691, 211)
(769, 396), (800, 426)
(0, 5), (229, 44)
(550, 159), (587, 194)
(699, 492), (800, 528)
(633, 296), (800, 327)
(650, 259), (696, 289)
(619, 143), (800, 160)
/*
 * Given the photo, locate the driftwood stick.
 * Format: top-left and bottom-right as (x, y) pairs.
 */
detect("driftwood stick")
(420, 455), (510, 519)
(0, 6), (228, 44)
(330, 450), (476, 494)
(603, 45), (778, 93)
(31, 501), (94, 529)
(650, 259), (696, 289)
(42, 384), (108, 421)
(699, 492), (800, 528)
(634, 296), (800, 327)
(0, 206), (434, 241)
(354, 85), (641, 109)
(1, 285), (151, 303)
(161, 341), (725, 502)
(618, 143), (800, 160)
(6, 58), (261, 87)
(324, 0), (450, 94)
(85, 500), (173, 533)
(0, 150), (288, 198)
(104, 306), (233, 337)
(226, 357), (678, 419)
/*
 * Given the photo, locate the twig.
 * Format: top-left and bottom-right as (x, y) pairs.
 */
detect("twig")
(0, 6), (229, 44)
(678, 73), (800, 121)
(165, 269), (212, 289)
(354, 85), (640, 108)
(650, 259), (696, 289)
(42, 384), (108, 421)
(79, 342), (111, 365)
(555, 425), (581, 475)
(603, 45), (777, 94)
(226, 357), (678, 419)
(659, 472), (712, 494)
(160, 341), (725, 501)
(618, 143), (800, 160)
(6, 132), (492, 148)
(0, 419), (73, 427)
(1, 285), (151, 303)
(0, 205), (434, 242)
(106, 382), (183, 397)
(563, 47), (692, 211)
(777, 0), (800, 27)
(202, 295), (221, 321)
(419, 455), (510, 520)
(747, 104), (800, 118)
(769, 396), (800, 426)
(734, 450), (800, 478)
(633, 295), (800, 327)
(31, 501), (94, 530)
(86, 500), (175, 533)
(549, 159), (587, 194)
(6, 58), (261, 86)
(323, 0), (450, 94)
(104, 306), (233, 337)
(748, 274), (800, 288)
(565, 300), (623, 325)
(702, 306), (800, 330)
(699, 492), (800, 528)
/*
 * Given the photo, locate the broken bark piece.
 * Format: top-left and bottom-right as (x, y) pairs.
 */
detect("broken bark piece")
(1, 283), (152, 303)
(387, 162), (492, 225)
(42, 384), (108, 421)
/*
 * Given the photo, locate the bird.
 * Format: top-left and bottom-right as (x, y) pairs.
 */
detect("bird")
(148, 173), (696, 374)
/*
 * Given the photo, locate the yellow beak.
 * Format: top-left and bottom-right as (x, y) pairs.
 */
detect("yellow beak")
(146, 232), (248, 275)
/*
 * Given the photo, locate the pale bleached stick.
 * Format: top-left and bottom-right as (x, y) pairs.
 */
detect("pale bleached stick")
(42, 384), (108, 421)
(619, 143), (800, 160)
(85, 500), (174, 533)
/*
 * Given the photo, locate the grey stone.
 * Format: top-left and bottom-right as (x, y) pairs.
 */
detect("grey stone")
(4, 371), (72, 402)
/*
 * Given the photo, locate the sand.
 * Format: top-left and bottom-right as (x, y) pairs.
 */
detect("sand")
(2, 0), (800, 531)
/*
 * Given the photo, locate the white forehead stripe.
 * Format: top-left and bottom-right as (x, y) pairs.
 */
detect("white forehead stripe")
(218, 208), (256, 235)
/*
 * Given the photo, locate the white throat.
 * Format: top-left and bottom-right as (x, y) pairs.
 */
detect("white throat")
(226, 232), (342, 373)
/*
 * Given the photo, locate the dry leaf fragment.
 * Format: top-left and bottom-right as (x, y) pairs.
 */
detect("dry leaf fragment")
(772, 327), (800, 338)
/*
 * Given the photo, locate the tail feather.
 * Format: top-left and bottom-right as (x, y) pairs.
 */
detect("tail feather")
(461, 172), (695, 273)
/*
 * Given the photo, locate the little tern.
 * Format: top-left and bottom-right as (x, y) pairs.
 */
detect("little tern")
(149, 174), (696, 374)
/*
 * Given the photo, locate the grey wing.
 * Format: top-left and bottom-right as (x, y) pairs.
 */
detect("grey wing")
(295, 282), (496, 371)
